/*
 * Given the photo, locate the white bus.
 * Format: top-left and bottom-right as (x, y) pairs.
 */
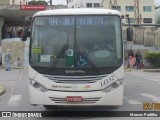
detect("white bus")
(23, 8), (124, 109)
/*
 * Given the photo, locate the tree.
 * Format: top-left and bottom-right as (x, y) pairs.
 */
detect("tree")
(28, 0), (48, 5)
(157, 18), (160, 24)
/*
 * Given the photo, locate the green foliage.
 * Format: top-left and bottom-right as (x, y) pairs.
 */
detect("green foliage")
(144, 52), (160, 68)
(157, 19), (160, 24)
(28, 0), (48, 5)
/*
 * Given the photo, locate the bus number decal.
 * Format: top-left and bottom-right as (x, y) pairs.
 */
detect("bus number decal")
(66, 49), (73, 56)
(100, 75), (115, 87)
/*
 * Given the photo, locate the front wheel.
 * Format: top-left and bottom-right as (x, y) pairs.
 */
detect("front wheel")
(43, 105), (58, 110)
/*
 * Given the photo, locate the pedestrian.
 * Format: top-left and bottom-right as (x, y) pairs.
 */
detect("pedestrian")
(4, 49), (12, 71)
(135, 50), (142, 69)
(12, 27), (18, 38)
(129, 54), (135, 70)
(125, 50), (130, 68)
(17, 29), (23, 38)
(17, 57), (20, 66)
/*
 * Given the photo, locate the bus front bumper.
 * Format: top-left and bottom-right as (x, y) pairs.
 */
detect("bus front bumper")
(29, 85), (123, 106)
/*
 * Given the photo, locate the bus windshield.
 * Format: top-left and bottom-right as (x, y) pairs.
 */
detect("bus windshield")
(30, 15), (122, 75)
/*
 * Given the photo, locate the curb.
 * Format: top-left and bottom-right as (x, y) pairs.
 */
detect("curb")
(0, 66), (25, 69)
(124, 68), (160, 72)
(124, 69), (132, 72)
(143, 69), (160, 72)
(0, 85), (5, 96)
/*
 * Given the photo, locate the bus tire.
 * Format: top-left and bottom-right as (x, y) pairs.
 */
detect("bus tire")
(43, 105), (58, 110)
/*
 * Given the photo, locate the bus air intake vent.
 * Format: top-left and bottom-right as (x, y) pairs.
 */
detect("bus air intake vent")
(42, 74), (107, 83)
(49, 97), (101, 104)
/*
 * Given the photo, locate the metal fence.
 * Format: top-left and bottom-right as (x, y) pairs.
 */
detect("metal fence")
(123, 25), (160, 47)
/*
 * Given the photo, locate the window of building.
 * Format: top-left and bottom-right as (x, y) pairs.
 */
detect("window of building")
(143, 18), (152, 23)
(94, 3), (100, 8)
(126, 6), (134, 12)
(113, 6), (121, 11)
(143, 6), (152, 12)
(126, 18), (135, 23)
(86, 3), (92, 8)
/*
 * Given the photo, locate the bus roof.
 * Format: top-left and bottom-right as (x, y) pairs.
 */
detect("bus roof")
(33, 8), (121, 17)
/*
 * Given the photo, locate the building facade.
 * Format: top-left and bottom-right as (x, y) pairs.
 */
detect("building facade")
(0, 0), (27, 5)
(102, 0), (156, 24)
(68, 0), (102, 8)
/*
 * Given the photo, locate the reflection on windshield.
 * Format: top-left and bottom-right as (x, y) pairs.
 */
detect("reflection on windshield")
(30, 15), (122, 71)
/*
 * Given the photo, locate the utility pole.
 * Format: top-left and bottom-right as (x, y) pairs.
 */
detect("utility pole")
(50, 0), (52, 5)
(134, 0), (141, 24)
(109, 0), (117, 9)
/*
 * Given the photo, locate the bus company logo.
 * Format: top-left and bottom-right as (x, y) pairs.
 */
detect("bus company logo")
(51, 84), (78, 90)
(52, 85), (72, 89)
(65, 70), (86, 74)
(83, 85), (91, 89)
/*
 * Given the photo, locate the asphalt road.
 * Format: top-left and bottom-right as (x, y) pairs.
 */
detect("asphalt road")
(0, 69), (160, 119)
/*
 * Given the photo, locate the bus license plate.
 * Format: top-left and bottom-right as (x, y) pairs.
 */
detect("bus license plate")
(66, 96), (82, 102)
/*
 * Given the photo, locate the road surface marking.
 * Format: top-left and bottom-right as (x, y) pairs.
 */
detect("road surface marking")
(127, 99), (142, 105)
(7, 95), (21, 106)
(141, 93), (160, 102)
(18, 70), (22, 80)
(148, 79), (159, 81)
(124, 96), (142, 105)
(146, 78), (160, 82)
(123, 96), (128, 99)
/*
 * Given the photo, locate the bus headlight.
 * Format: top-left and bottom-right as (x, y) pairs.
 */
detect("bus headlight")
(29, 78), (47, 92)
(102, 79), (124, 93)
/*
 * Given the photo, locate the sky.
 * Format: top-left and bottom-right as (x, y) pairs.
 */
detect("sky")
(51, 0), (160, 6)
(28, 0), (160, 6)
(155, 0), (160, 6)
(51, 0), (66, 5)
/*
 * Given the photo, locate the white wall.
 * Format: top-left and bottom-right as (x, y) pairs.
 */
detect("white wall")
(0, 0), (10, 4)
(68, 0), (102, 8)
(0, 0), (27, 5)
(102, 0), (156, 24)
(11, 0), (27, 5)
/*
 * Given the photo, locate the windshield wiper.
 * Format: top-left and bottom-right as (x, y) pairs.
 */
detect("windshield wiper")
(48, 44), (69, 73)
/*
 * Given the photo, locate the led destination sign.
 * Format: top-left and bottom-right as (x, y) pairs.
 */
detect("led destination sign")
(48, 17), (104, 26)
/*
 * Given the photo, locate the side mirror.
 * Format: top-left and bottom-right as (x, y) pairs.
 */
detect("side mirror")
(22, 26), (30, 41)
(127, 27), (133, 41)
(22, 16), (32, 41)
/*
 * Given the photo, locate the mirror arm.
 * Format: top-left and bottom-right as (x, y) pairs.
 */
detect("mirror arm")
(22, 16), (32, 41)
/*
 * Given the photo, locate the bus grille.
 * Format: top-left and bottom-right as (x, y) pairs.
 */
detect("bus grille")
(42, 74), (106, 83)
(49, 97), (101, 104)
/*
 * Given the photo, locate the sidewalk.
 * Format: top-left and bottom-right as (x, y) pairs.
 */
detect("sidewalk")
(125, 68), (160, 72)
(143, 69), (160, 72)
(0, 68), (23, 96)
(0, 65), (25, 69)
